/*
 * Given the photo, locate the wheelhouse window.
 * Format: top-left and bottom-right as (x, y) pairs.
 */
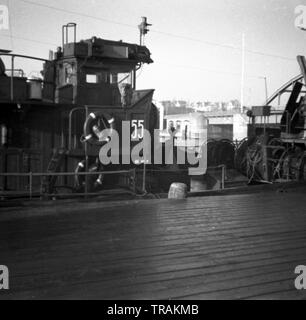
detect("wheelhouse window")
(58, 63), (76, 86)
(65, 65), (73, 84)
(110, 72), (132, 86)
(86, 74), (98, 84)
(85, 71), (109, 84)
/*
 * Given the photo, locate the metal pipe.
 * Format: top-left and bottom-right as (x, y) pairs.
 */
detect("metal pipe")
(68, 107), (84, 150)
(142, 160), (147, 194)
(62, 25), (65, 50)
(84, 106), (89, 199)
(240, 33), (245, 114)
(286, 111), (290, 134)
(10, 56), (14, 101)
(264, 77), (268, 102)
(133, 68), (136, 89)
(303, 108), (306, 139)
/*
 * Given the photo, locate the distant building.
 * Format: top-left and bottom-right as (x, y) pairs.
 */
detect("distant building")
(158, 99), (242, 116)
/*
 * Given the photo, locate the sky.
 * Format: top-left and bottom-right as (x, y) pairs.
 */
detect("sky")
(1, 0), (306, 105)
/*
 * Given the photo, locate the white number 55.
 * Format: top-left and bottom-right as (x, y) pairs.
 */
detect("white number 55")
(131, 120), (144, 140)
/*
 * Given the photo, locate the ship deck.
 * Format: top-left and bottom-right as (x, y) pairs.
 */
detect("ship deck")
(1, 186), (306, 300)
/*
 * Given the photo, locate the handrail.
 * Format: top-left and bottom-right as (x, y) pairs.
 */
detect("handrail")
(0, 169), (136, 200)
(0, 53), (50, 101)
(0, 165), (227, 199)
(0, 170), (134, 177)
(0, 52), (49, 62)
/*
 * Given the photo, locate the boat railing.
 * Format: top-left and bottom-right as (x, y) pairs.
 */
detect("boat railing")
(0, 165), (227, 200)
(0, 53), (51, 101)
(0, 169), (137, 200)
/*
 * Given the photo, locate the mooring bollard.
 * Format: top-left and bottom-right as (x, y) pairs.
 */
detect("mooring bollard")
(168, 183), (188, 199)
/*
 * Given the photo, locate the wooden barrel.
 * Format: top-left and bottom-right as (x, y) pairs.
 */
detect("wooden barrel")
(168, 183), (188, 199)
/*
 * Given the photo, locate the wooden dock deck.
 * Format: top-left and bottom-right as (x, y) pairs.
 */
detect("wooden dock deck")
(1, 188), (306, 300)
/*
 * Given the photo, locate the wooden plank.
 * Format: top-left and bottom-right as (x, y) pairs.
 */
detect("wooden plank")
(1, 188), (306, 299)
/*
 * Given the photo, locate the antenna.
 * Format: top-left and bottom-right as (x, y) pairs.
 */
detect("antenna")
(240, 33), (245, 114)
(138, 17), (152, 46)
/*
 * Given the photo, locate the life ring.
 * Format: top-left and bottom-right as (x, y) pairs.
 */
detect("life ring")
(81, 111), (116, 146)
(74, 160), (104, 190)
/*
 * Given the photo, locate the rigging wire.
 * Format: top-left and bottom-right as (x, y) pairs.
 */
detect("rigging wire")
(16, 0), (296, 62)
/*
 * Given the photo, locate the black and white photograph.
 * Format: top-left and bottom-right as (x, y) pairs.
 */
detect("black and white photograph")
(0, 0), (306, 304)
